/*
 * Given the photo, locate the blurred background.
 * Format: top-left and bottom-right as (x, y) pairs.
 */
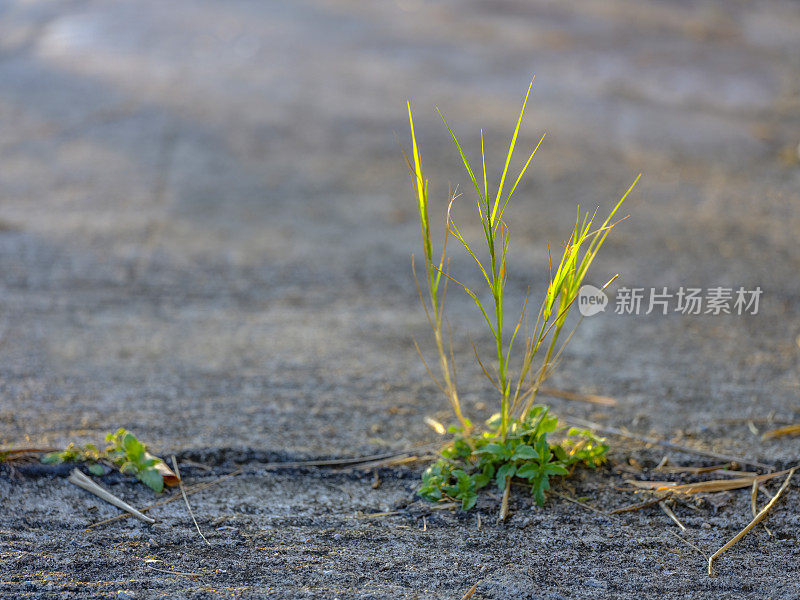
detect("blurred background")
(1, 0), (798, 460)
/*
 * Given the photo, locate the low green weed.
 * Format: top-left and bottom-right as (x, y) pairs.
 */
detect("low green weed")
(419, 410), (607, 509)
(405, 81), (638, 512)
(104, 428), (166, 492)
(42, 428), (166, 492)
(42, 442), (105, 475)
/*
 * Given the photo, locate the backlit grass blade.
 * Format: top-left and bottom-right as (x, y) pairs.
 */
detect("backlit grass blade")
(497, 132), (546, 226)
(437, 108), (485, 205)
(491, 79), (533, 226)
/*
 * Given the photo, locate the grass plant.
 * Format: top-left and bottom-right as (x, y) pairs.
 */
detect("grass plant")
(405, 81), (639, 512)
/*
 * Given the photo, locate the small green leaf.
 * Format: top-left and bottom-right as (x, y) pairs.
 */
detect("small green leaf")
(535, 437), (551, 463)
(41, 453), (63, 464)
(539, 415), (559, 434)
(419, 486), (442, 501)
(139, 468), (164, 493)
(453, 469), (472, 493)
(544, 464), (568, 476)
(477, 443), (508, 459)
(120, 461), (137, 475)
(87, 463), (105, 476)
(461, 493), (477, 511)
(122, 434), (144, 462)
(511, 444), (537, 460)
(532, 473), (551, 506)
(495, 463), (516, 490)
(515, 462), (540, 479)
(472, 473), (490, 488)
(567, 427), (590, 437)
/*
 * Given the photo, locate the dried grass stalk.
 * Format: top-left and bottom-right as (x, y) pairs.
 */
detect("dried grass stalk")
(627, 468), (793, 495)
(761, 424), (800, 440)
(69, 468), (155, 525)
(707, 468), (795, 575)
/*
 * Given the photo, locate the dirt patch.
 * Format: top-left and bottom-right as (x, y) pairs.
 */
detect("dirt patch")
(2, 446), (799, 599)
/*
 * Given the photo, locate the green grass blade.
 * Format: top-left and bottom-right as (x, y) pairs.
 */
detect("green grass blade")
(505, 292), (529, 369)
(448, 216), (493, 288)
(437, 108), (485, 205)
(437, 269), (497, 338)
(577, 174), (640, 282)
(497, 132), (545, 226)
(481, 129), (488, 208)
(491, 79), (533, 225)
(407, 102), (427, 228)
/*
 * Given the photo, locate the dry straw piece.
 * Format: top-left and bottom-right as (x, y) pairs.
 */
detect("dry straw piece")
(538, 387), (617, 406)
(659, 500), (686, 531)
(69, 468), (155, 524)
(707, 468), (795, 575)
(761, 424), (800, 440)
(172, 456), (210, 546)
(626, 468), (793, 495)
(459, 580), (480, 600)
(86, 468), (243, 530)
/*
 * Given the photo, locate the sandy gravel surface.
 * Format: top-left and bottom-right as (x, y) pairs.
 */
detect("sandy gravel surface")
(1, 0), (799, 597)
